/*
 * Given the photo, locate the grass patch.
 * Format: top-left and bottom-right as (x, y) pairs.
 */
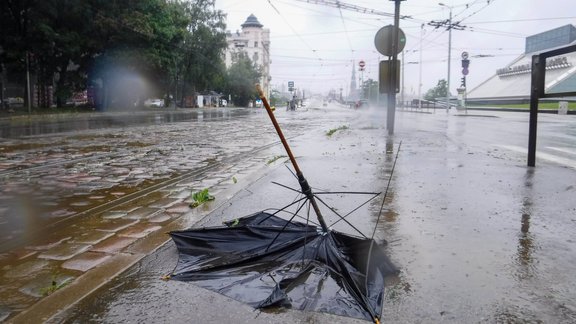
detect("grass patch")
(326, 125), (349, 137)
(189, 188), (215, 208)
(483, 102), (576, 110)
(267, 155), (287, 164)
(40, 276), (70, 297)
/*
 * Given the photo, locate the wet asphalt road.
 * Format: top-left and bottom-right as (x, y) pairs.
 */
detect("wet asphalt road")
(4, 104), (576, 323)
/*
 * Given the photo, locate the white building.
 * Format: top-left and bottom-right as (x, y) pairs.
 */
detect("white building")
(225, 14), (271, 98)
(468, 25), (576, 104)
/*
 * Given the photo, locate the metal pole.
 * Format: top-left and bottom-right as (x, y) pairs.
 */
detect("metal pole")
(527, 55), (542, 167)
(377, 55), (380, 107)
(401, 50), (405, 108)
(387, 0), (403, 135)
(361, 69), (364, 99)
(26, 51), (31, 113)
(446, 8), (452, 112)
(418, 24), (423, 110)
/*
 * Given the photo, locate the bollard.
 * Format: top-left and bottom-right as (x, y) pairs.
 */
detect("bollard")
(558, 101), (568, 115)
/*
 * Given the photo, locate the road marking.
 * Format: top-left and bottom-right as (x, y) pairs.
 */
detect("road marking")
(498, 145), (576, 169)
(548, 147), (576, 156)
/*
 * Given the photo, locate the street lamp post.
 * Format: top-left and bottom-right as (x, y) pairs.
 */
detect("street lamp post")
(418, 24), (424, 110)
(439, 3), (452, 112)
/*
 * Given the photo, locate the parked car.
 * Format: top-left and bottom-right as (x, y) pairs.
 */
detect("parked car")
(144, 98), (165, 108)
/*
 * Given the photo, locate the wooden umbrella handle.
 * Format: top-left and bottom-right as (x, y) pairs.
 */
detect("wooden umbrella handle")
(256, 84), (302, 175)
(256, 84), (329, 232)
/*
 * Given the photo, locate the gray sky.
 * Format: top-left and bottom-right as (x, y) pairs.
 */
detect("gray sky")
(215, 0), (576, 97)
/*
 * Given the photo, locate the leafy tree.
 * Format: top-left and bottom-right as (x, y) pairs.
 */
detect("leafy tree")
(88, 0), (189, 109)
(0, 0), (37, 106)
(226, 52), (261, 107)
(0, 0), (228, 110)
(361, 79), (379, 103)
(425, 79), (449, 101)
(177, 0), (228, 105)
(269, 89), (288, 106)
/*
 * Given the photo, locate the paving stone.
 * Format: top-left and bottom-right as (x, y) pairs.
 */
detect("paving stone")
(105, 176), (127, 183)
(28, 237), (71, 251)
(96, 218), (139, 233)
(108, 205), (141, 213)
(75, 176), (102, 182)
(0, 305), (11, 322)
(165, 202), (191, 214)
(8, 248), (37, 260)
(70, 231), (114, 244)
(88, 195), (107, 200)
(126, 207), (162, 220)
(56, 182), (78, 189)
(148, 213), (172, 223)
(148, 198), (180, 209)
(0, 285), (38, 317)
(118, 223), (162, 239)
(168, 189), (193, 199)
(38, 243), (92, 261)
(49, 209), (76, 218)
(69, 200), (91, 207)
(91, 236), (138, 253)
(61, 251), (111, 272)
(101, 210), (128, 219)
(198, 178), (221, 187)
(3, 259), (51, 279)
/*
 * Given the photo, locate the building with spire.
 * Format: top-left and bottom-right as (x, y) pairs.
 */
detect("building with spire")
(225, 14), (271, 99)
(348, 61), (358, 102)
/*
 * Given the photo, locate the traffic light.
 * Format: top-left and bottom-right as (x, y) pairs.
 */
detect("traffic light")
(460, 77), (466, 88)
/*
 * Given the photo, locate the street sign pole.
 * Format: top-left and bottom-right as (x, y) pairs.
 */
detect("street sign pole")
(387, 0), (404, 135)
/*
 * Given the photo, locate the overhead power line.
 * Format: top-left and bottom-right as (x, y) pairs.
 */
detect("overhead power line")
(428, 19), (466, 31)
(290, 0), (416, 20)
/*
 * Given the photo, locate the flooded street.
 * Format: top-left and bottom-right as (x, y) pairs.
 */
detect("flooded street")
(2, 104), (576, 323)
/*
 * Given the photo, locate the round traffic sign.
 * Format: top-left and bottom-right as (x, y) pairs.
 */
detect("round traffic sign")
(462, 51), (469, 60)
(374, 25), (406, 56)
(462, 68), (469, 76)
(359, 60), (366, 68)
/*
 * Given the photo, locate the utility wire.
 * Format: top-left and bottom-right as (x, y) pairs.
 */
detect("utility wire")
(267, 0), (325, 84)
(337, 5), (355, 58)
(467, 16), (576, 24)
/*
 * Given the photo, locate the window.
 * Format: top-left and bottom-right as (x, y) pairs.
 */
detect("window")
(254, 41), (258, 47)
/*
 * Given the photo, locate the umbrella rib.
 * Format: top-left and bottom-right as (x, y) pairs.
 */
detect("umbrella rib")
(265, 196), (310, 252)
(329, 192), (382, 228)
(271, 181), (302, 194)
(365, 140), (402, 313)
(313, 194), (367, 239)
(256, 196), (307, 224)
(314, 191), (381, 195)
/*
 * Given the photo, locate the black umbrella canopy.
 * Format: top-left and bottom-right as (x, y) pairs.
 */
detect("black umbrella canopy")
(166, 85), (398, 323)
(169, 212), (397, 322)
